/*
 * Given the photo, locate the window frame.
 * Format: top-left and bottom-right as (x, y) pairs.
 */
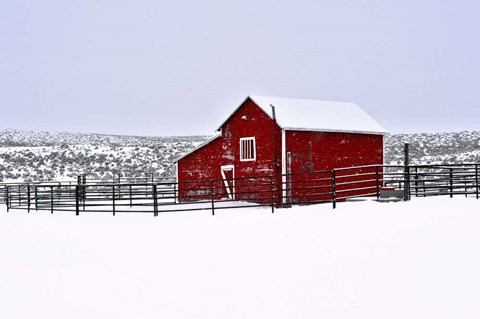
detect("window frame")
(239, 137), (256, 162)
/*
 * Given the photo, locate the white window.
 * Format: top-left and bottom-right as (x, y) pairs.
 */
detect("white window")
(240, 137), (256, 161)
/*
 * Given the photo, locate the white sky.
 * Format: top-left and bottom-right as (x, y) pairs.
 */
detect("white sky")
(1, 0), (479, 136)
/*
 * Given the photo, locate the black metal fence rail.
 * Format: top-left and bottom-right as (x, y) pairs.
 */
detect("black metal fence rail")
(3, 163), (479, 216)
(387, 164), (480, 199)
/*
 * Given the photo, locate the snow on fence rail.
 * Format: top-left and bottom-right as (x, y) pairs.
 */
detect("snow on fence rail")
(2, 164), (479, 215)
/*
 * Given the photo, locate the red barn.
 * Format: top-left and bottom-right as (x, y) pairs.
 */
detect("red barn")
(175, 96), (388, 204)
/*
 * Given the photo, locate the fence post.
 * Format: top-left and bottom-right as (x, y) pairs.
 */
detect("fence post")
(35, 186), (38, 211)
(6, 186), (9, 212)
(414, 167), (419, 197)
(270, 176), (274, 214)
(153, 184), (158, 217)
(476, 164), (479, 200)
(145, 173), (148, 197)
(404, 166), (411, 201)
(173, 183), (177, 204)
(27, 185), (31, 213)
(75, 185), (80, 216)
(285, 172), (292, 206)
(210, 180), (215, 216)
(375, 166), (380, 201)
(404, 143), (410, 201)
(129, 185), (133, 207)
(449, 168), (453, 198)
(50, 186), (54, 214)
(332, 170), (336, 209)
(112, 185), (116, 216)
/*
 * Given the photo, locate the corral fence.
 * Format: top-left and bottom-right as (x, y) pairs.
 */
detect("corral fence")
(2, 164), (479, 216)
(0, 174), (170, 205)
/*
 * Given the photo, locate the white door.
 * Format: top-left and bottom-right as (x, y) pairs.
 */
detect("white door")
(221, 165), (235, 200)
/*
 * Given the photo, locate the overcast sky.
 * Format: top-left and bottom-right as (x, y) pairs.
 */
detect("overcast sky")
(1, 0), (479, 136)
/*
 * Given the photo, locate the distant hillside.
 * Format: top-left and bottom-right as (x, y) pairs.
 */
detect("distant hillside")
(385, 131), (480, 165)
(0, 129), (206, 147)
(0, 129), (208, 182)
(1, 129), (479, 182)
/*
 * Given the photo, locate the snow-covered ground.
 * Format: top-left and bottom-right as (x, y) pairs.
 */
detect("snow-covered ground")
(1, 197), (479, 318)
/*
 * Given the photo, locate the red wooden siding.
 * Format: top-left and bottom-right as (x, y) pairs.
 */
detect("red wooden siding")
(284, 131), (383, 203)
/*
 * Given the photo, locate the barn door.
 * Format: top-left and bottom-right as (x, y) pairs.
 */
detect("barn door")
(221, 165), (235, 200)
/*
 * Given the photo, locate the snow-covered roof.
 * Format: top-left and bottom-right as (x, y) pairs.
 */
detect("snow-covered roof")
(218, 96), (388, 135)
(178, 96), (388, 162)
(250, 96), (388, 134)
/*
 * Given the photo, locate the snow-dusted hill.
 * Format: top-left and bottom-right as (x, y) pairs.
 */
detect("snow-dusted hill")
(1, 129), (479, 182)
(0, 129), (208, 182)
(385, 131), (480, 165)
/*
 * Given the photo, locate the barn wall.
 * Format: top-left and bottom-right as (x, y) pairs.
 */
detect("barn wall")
(285, 131), (384, 203)
(177, 136), (224, 201)
(177, 98), (283, 202)
(286, 131), (383, 171)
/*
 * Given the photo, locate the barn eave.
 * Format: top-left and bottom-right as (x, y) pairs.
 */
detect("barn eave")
(283, 127), (389, 136)
(174, 133), (221, 163)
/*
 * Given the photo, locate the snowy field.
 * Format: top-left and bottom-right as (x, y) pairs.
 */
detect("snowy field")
(1, 197), (480, 319)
